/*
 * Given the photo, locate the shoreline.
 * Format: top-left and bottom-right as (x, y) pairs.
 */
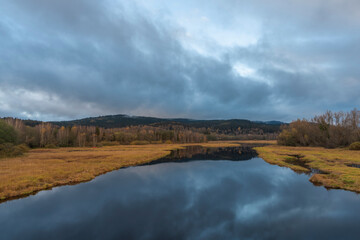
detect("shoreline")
(255, 145), (360, 194)
(1, 141), (259, 203)
(3, 140), (360, 204)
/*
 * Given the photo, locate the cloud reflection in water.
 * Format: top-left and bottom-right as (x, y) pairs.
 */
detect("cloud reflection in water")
(1, 158), (360, 240)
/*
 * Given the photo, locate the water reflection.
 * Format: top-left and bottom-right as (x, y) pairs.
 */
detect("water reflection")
(1, 149), (360, 239)
(144, 145), (258, 165)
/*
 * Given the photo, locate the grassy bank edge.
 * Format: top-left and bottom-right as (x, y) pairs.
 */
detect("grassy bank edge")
(255, 145), (360, 194)
(0, 141), (251, 203)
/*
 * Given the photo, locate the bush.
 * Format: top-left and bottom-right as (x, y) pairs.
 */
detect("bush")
(277, 128), (298, 146)
(206, 134), (218, 141)
(45, 144), (57, 149)
(0, 143), (26, 158)
(349, 142), (360, 150)
(101, 141), (119, 146)
(17, 144), (30, 152)
(130, 140), (150, 145)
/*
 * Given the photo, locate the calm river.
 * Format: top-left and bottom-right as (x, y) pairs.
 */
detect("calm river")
(1, 146), (360, 239)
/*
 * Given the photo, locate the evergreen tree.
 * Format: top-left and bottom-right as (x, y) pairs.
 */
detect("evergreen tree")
(0, 119), (17, 144)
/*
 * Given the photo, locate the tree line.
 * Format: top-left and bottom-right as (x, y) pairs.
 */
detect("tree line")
(0, 116), (279, 157)
(1, 118), (209, 148)
(278, 109), (360, 148)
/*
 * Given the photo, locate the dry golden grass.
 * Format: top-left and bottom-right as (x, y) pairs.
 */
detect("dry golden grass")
(0, 141), (245, 201)
(255, 145), (360, 193)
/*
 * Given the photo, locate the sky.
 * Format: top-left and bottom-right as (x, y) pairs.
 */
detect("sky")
(0, 0), (359, 122)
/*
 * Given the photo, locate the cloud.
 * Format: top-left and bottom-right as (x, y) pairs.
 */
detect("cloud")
(0, 0), (359, 121)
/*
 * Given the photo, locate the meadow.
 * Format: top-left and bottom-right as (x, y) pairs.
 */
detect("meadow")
(2, 139), (360, 202)
(0, 141), (242, 201)
(256, 145), (360, 193)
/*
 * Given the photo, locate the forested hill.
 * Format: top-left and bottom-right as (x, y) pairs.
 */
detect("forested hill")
(50, 114), (284, 133)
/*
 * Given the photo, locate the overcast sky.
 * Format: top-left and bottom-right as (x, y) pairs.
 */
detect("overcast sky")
(1, 0), (359, 121)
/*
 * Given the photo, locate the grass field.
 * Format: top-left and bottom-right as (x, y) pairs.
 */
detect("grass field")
(0, 141), (243, 202)
(255, 145), (360, 193)
(7, 139), (357, 202)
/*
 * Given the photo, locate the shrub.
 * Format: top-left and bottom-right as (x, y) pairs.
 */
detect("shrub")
(130, 140), (150, 145)
(0, 143), (26, 158)
(206, 135), (218, 141)
(101, 141), (119, 146)
(45, 144), (57, 149)
(277, 128), (298, 146)
(349, 142), (360, 150)
(17, 144), (30, 152)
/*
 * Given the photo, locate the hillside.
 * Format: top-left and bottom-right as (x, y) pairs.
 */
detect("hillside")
(50, 114), (284, 133)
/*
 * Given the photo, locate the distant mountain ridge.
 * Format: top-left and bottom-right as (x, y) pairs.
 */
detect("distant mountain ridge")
(253, 120), (285, 125)
(49, 114), (285, 133)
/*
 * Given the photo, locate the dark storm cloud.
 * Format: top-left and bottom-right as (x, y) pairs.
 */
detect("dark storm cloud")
(0, 0), (359, 121)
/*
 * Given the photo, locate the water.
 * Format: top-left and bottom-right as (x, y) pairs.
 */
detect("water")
(1, 146), (360, 240)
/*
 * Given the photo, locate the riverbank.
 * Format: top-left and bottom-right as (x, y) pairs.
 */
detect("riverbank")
(0, 141), (250, 202)
(255, 145), (360, 193)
